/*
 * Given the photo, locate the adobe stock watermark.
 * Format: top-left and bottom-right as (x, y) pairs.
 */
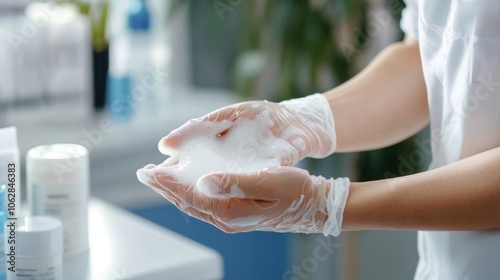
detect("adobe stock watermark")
(282, 236), (340, 280)
(51, 65), (168, 182)
(179, 211), (191, 225)
(109, 65), (168, 120)
(451, 74), (500, 119)
(341, 0), (404, 62)
(383, 136), (431, 178)
(50, 118), (115, 182)
(225, 131), (276, 173)
(221, 105), (306, 174)
(385, 73), (500, 178)
(8, 2), (61, 53)
(213, 0), (242, 21)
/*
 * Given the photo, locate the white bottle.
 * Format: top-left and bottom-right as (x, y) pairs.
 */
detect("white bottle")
(0, 184), (7, 280)
(107, 0), (170, 120)
(26, 144), (89, 257)
(126, 0), (160, 118)
(0, 127), (20, 220)
(4, 216), (63, 280)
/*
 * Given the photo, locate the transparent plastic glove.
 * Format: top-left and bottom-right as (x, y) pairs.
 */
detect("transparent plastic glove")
(137, 165), (350, 236)
(159, 94), (336, 166)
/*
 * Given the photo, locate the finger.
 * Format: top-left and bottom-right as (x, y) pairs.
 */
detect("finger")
(137, 166), (157, 186)
(198, 167), (312, 199)
(188, 208), (252, 234)
(139, 165), (260, 233)
(146, 166), (289, 231)
(159, 118), (235, 156)
(144, 164), (300, 226)
(148, 172), (263, 232)
(200, 103), (241, 122)
(196, 171), (276, 199)
(142, 163), (157, 170)
(147, 167), (222, 214)
(158, 156), (179, 167)
(158, 120), (204, 155)
(147, 172), (259, 233)
(146, 179), (240, 233)
(159, 103), (243, 154)
(137, 165), (190, 206)
(172, 204), (243, 233)
(196, 167), (300, 199)
(196, 172), (256, 198)
(149, 168), (265, 222)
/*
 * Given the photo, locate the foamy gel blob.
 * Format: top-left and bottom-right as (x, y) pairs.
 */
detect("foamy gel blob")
(163, 110), (296, 195)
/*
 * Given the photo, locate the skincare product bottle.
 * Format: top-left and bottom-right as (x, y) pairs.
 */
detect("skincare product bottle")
(107, 34), (132, 120)
(107, 0), (170, 121)
(0, 127), (20, 219)
(26, 144), (89, 256)
(127, 0), (157, 117)
(4, 216), (63, 280)
(0, 184), (6, 280)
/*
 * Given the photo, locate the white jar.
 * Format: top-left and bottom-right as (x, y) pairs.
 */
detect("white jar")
(26, 144), (89, 256)
(4, 216), (63, 280)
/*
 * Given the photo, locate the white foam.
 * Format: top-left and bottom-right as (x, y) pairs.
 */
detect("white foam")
(163, 111), (296, 193)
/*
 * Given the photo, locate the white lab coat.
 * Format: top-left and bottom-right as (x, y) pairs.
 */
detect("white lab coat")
(401, 0), (500, 279)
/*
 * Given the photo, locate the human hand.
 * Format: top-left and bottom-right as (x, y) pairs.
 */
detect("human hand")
(159, 94), (336, 166)
(137, 164), (350, 236)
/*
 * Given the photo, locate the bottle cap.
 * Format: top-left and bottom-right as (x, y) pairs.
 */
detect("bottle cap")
(128, 0), (150, 31)
(26, 144), (89, 180)
(0, 127), (18, 154)
(4, 216), (63, 257)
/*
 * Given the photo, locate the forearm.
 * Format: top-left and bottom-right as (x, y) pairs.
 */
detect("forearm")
(343, 147), (500, 231)
(325, 39), (428, 152)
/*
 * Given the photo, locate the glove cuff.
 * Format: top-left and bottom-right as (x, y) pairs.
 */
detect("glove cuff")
(323, 177), (350, 237)
(280, 93), (337, 158)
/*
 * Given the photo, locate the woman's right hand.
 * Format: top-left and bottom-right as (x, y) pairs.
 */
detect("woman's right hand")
(159, 94), (337, 166)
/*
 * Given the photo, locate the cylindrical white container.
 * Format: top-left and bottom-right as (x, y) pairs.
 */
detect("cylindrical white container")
(4, 216), (63, 280)
(26, 144), (89, 256)
(0, 127), (21, 219)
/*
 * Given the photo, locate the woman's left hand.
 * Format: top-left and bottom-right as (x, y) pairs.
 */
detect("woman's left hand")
(137, 164), (349, 236)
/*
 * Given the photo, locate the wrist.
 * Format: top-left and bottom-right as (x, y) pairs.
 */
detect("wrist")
(341, 180), (395, 231)
(280, 94), (337, 158)
(321, 176), (350, 236)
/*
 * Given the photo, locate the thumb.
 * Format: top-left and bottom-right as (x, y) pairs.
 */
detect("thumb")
(196, 167), (309, 198)
(159, 104), (243, 155)
(158, 120), (201, 155)
(159, 119), (233, 155)
(196, 171), (273, 199)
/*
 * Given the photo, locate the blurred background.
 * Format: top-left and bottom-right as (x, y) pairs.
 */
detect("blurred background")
(0, 0), (430, 279)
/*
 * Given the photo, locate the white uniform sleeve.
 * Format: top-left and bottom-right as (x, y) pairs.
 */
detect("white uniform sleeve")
(400, 0), (419, 39)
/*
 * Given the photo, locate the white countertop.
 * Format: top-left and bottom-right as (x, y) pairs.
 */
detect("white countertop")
(64, 199), (223, 280)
